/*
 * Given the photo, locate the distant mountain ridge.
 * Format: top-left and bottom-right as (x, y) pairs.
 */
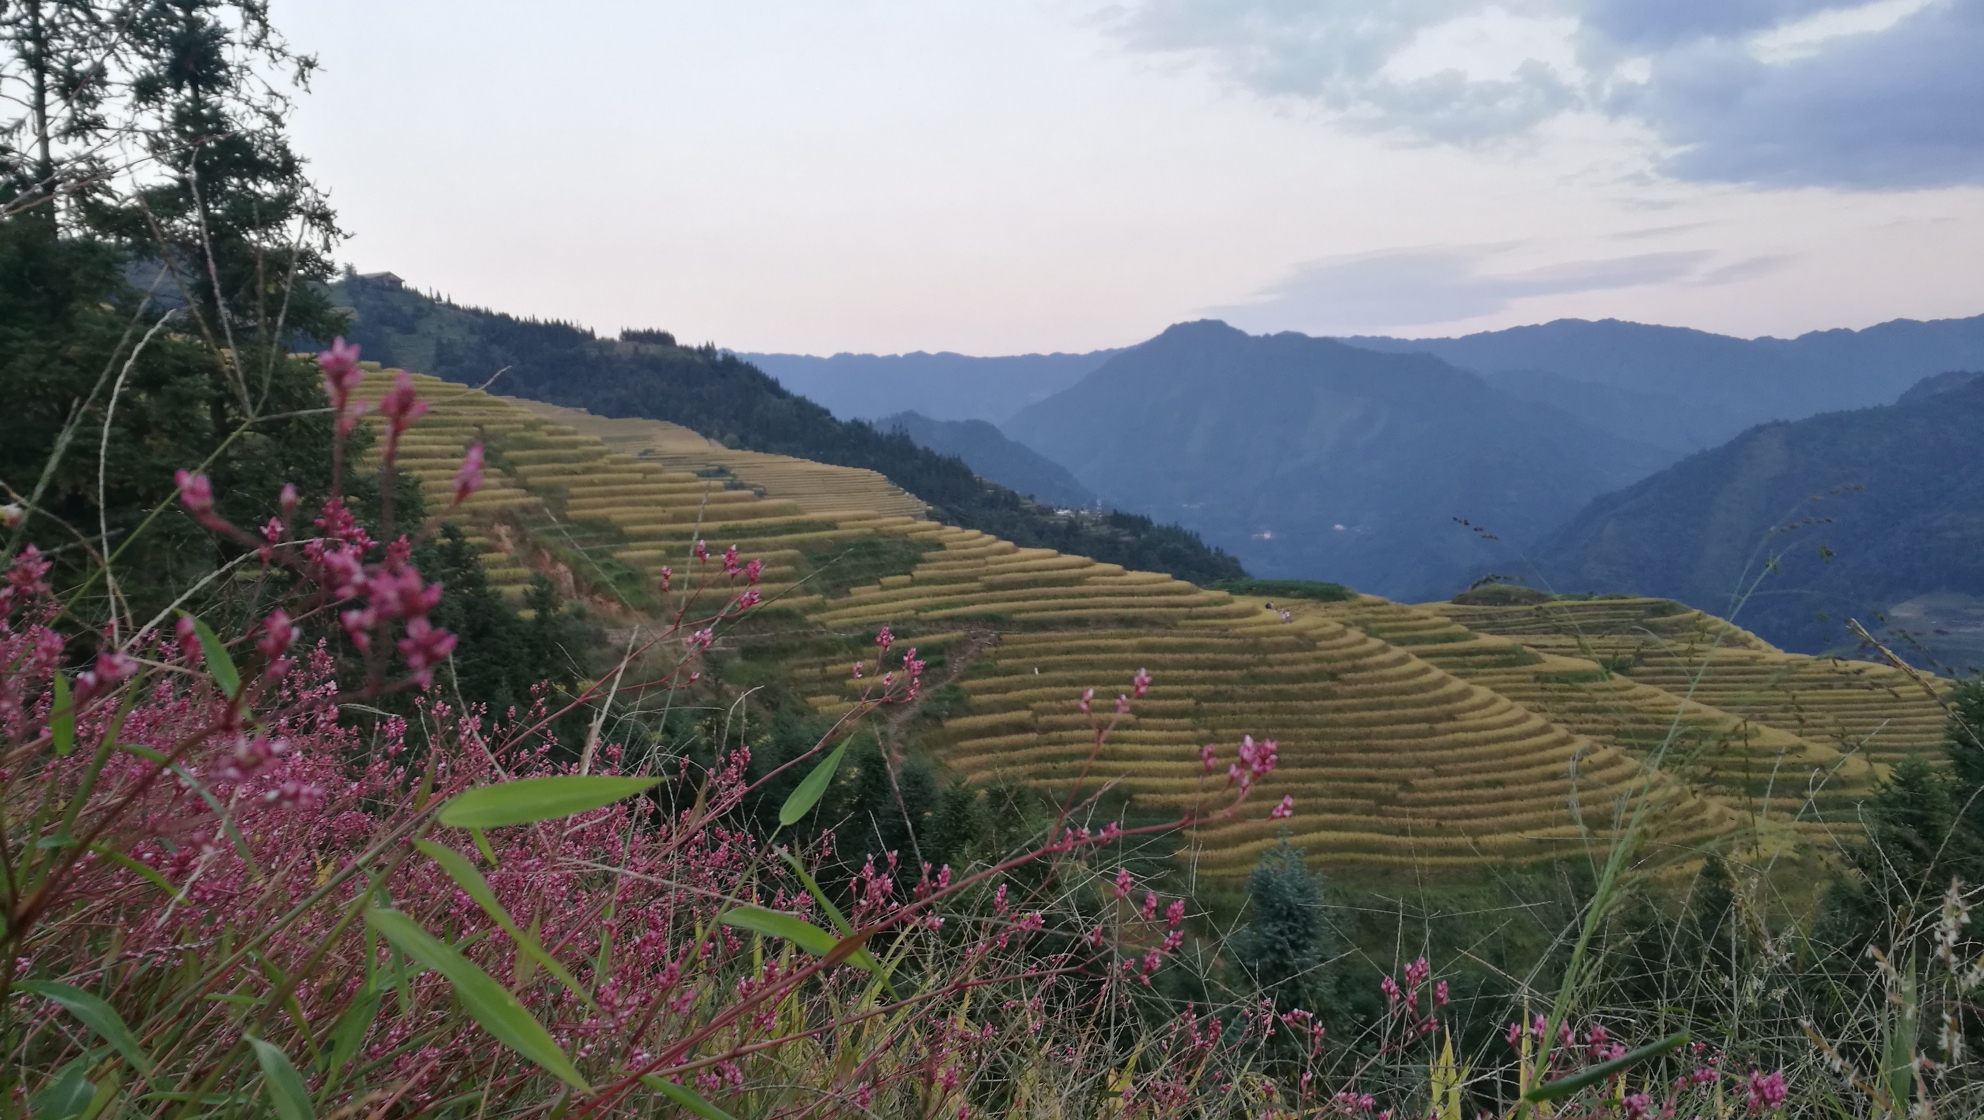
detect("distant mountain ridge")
(1341, 314), (1984, 450)
(1531, 372), (1984, 665)
(740, 349), (1117, 423)
(1005, 320), (1670, 601)
(877, 411), (1096, 509)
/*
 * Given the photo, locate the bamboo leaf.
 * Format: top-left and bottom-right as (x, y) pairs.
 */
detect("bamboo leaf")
(17, 981), (154, 1075)
(1524, 1031), (1688, 1103)
(246, 1036), (314, 1120)
(641, 1076), (739, 1120)
(438, 776), (657, 829)
(179, 613), (239, 698)
(778, 743), (846, 827)
(414, 840), (593, 1008)
(718, 906), (878, 974)
(319, 987), (380, 1089)
(50, 671), (74, 755)
(362, 908), (589, 1090)
(30, 1060), (95, 1120)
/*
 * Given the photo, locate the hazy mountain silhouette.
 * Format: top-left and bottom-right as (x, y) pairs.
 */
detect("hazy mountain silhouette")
(1342, 314), (1984, 449)
(878, 411), (1096, 509)
(741, 349), (1117, 423)
(1004, 320), (1669, 600)
(1532, 372), (1984, 666)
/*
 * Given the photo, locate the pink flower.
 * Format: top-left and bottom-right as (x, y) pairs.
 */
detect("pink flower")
(376, 371), (428, 438)
(175, 616), (203, 664)
(745, 557), (763, 584)
(1132, 667), (1151, 697)
(279, 483), (299, 517)
(1200, 743), (1217, 773)
(396, 616), (458, 686)
(850, 661), (863, 679)
(452, 444), (484, 505)
(694, 539), (709, 562)
(1746, 1070), (1787, 1113)
(1434, 979), (1449, 1008)
(1077, 687), (1094, 714)
(875, 625), (894, 653)
(318, 338), (362, 405)
(1115, 693), (1129, 715)
(174, 470), (227, 530)
(1622, 1092), (1652, 1120)
(1166, 898), (1186, 928)
(657, 565), (672, 592)
(1506, 1021), (1523, 1047)
(257, 610), (297, 659)
(722, 544), (741, 578)
(1113, 867), (1133, 898)
(1270, 794), (1294, 819)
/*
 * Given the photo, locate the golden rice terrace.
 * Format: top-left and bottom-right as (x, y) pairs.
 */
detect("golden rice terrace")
(357, 366), (1952, 879)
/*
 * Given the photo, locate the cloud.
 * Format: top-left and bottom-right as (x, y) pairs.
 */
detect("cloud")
(1206, 246), (1711, 332)
(1108, 0), (1984, 188)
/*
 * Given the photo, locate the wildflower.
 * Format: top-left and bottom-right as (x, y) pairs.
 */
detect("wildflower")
(735, 587), (761, 611)
(1622, 1092), (1652, 1120)
(279, 482), (299, 517)
(397, 617), (458, 687)
(1078, 687), (1093, 714)
(694, 539), (708, 562)
(1745, 1070), (1787, 1113)
(1434, 979), (1449, 1008)
(851, 661), (862, 679)
(1380, 975), (1400, 1004)
(318, 337), (363, 407)
(1271, 794), (1294, 819)
(1200, 743), (1217, 773)
(1116, 693), (1129, 715)
(876, 625), (894, 653)
(452, 444), (485, 505)
(1114, 867), (1133, 898)
(0, 503), (22, 529)
(174, 470), (226, 530)
(376, 371), (428, 437)
(1506, 1021), (1523, 1047)
(723, 544), (740, 578)
(257, 610), (297, 659)
(744, 557), (763, 584)
(1142, 891), (1159, 920)
(658, 565), (672, 592)
(1133, 666), (1151, 697)
(77, 649), (137, 698)
(174, 616), (203, 663)
(686, 628), (715, 653)
(265, 780), (324, 809)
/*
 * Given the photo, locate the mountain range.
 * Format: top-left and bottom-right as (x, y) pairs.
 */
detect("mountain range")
(1532, 371), (1984, 669)
(1003, 320), (1671, 601)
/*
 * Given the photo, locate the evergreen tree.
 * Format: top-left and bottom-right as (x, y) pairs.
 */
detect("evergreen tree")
(1231, 839), (1346, 1017)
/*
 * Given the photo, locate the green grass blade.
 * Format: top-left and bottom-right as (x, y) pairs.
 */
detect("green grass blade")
(246, 1036), (314, 1120)
(1524, 1031), (1688, 1103)
(438, 776), (658, 829)
(641, 1075), (740, 1120)
(180, 612), (239, 698)
(50, 672), (74, 756)
(718, 906), (878, 973)
(319, 987), (380, 1092)
(17, 981), (154, 1075)
(778, 743), (846, 827)
(414, 840), (594, 1008)
(363, 908), (589, 1090)
(31, 1060), (95, 1120)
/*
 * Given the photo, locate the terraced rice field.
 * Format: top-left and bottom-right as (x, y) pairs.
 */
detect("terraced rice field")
(348, 366), (1951, 877)
(505, 397), (928, 520)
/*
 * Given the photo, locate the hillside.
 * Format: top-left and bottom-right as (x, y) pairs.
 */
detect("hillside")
(1343, 314), (1984, 451)
(878, 410), (1096, 509)
(332, 277), (1242, 585)
(351, 361), (1951, 883)
(1530, 374), (1984, 667)
(741, 349), (1115, 422)
(1004, 320), (1671, 601)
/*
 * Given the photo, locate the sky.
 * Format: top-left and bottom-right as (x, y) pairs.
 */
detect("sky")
(282, 0), (1984, 355)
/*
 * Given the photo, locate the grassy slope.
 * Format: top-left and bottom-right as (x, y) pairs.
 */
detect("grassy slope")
(333, 280), (1244, 586)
